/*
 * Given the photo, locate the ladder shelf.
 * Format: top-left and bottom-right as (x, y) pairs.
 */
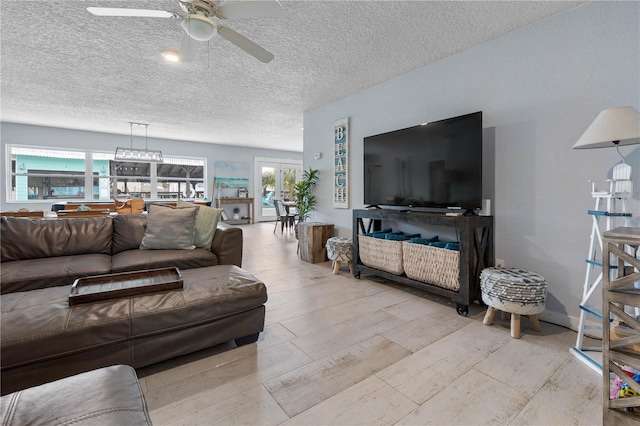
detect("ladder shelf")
(571, 200), (632, 374)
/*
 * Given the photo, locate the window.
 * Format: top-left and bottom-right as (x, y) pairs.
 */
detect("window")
(10, 147), (86, 200)
(110, 160), (152, 199)
(8, 146), (206, 202)
(157, 157), (205, 199)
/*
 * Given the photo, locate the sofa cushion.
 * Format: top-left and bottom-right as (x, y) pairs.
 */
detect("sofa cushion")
(111, 248), (218, 273)
(176, 200), (222, 250)
(0, 254), (113, 294)
(0, 365), (152, 425)
(1, 216), (113, 262)
(140, 204), (198, 250)
(112, 214), (147, 255)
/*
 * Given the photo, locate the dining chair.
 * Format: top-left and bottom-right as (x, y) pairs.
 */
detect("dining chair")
(283, 201), (299, 226)
(273, 199), (296, 233)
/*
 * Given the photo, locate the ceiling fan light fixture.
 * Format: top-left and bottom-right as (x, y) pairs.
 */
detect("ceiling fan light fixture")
(181, 14), (216, 41)
(161, 48), (181, 62)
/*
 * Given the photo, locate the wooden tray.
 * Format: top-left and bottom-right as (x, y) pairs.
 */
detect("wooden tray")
(69, 267), (183, 305)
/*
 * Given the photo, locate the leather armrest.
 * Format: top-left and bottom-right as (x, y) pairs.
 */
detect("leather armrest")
(211, 222), (243, 267)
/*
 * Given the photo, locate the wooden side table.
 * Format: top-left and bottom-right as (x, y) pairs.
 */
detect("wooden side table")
(298, 222), (334, 264)
(215, 197), (254, 224)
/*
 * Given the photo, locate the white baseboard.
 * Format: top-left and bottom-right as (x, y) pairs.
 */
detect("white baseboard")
(538, 309), (601, 339)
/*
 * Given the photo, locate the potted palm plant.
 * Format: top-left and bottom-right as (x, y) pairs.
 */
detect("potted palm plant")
(293, 168), (319, 224)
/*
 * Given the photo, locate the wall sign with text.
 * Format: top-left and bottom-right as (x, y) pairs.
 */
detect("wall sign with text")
(334, 117), (349, 208)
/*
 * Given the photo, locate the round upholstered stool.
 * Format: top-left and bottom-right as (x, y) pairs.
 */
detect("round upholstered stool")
(480, 267), (548, 339)
(326, 237), (353, 275)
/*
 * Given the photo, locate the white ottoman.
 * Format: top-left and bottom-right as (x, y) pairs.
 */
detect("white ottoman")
(480, 267), (548, 339)
(326, 237), (353, 274)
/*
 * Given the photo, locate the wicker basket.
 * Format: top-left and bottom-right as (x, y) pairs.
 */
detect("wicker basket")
(358, 235), (404, 275)
(402, 242), (460, 291)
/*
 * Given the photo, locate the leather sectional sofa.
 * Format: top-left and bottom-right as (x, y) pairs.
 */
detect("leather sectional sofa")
(0, 214), (267, 395)
(1, 214), (243, 294)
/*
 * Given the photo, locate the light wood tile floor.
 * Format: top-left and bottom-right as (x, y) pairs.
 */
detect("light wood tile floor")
(138, 222), (602, 425)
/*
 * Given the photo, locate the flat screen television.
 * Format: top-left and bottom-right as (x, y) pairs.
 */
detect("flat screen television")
(364, 111), (482, 210)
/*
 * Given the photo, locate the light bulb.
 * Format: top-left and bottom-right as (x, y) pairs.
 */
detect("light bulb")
(161, 48), (181, 63)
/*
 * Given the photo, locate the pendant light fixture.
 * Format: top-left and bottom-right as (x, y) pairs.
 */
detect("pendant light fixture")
(114, 122), (164, 163)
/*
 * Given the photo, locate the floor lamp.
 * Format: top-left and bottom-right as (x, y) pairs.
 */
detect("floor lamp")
(573, 106), (640, 150)
(570, 106), (640, 372)
(573, 106), (640, 215)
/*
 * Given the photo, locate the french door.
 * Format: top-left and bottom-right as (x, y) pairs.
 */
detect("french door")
(254, 158), (302, 222)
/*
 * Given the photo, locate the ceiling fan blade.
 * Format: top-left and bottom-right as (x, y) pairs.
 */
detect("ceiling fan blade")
(217, 26), (274, 63)
(179, 34), (197, 62)
(87, 7), (178, 18)
(216, 0), (283, 20)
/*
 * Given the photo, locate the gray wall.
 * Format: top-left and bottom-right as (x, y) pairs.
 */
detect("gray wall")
(303, 1), (640, 329)
(0, 122), (301, 211)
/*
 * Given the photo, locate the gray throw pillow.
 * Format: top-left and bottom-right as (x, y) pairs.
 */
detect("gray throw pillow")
(140, 204), (198, 250)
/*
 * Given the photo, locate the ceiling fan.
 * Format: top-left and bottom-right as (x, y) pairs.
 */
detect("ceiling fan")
(87, 0), (283, 63)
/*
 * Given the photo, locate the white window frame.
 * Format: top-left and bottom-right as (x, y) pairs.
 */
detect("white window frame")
(5, 144), (208, 204)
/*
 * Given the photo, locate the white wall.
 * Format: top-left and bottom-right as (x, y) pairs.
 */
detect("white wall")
(0, 122), (302, 211)
(303, 1), (640, 329)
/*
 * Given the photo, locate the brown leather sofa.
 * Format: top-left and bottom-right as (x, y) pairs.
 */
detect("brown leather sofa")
(0, 214), (243, 294)
(1, 365), (152, 425)
(1, 215), (267, 395)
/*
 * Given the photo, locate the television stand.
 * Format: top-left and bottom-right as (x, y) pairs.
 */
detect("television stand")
(352, 209), (494, 315)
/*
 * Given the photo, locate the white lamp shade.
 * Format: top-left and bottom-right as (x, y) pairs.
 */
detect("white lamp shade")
(181, 14), (216, 42)
(573, 106), (640, 149)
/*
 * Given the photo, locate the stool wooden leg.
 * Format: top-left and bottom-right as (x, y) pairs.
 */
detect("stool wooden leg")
(511, 314), (521, 339)
(483, 306), (497, 326)
(332, 261), (340, 274)
(529, 315), (541, 332)
(348, 261), (354, 275)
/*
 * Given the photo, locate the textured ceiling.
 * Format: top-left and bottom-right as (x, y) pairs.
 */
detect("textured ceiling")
(0, 0), (583, 151)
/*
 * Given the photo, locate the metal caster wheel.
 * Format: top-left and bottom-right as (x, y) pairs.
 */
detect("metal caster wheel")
(456, 304), (469, 316)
